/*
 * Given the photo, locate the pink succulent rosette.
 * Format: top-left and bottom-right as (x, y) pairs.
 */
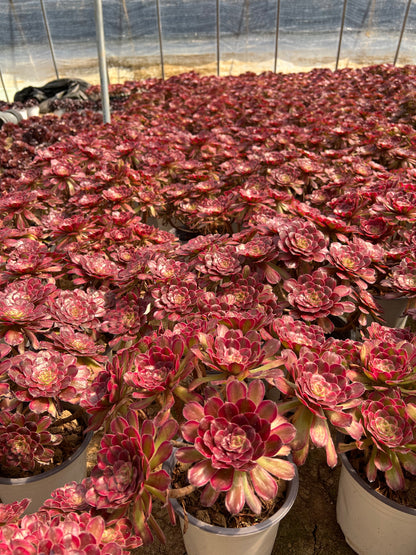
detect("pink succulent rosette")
(0, 411), (62, 472)
(283, 268), (355, 331)
(276, 218), (329, 268)
(0, 499), (31, 525)
(0, 512), (133, 555)
(359, 338), (416, 388)
(8, 349), (78, 414)
(280, 347), (365, 467)
(357, 389), (416, 490)
(191, 323), (280, 380)
(48, 288), (106, 330)
(176, 379), (296, 515)
(84, 411), (177, 544)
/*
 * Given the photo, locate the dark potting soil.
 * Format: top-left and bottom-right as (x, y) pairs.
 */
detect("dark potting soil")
(170, 461), (287, 528)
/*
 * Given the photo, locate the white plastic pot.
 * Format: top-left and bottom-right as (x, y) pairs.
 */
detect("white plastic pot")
(167, 459), (298, 555)
(0, 428), (93, 514)
(336, 452), (416, 555)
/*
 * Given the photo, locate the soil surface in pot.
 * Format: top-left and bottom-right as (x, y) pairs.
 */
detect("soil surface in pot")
(127, 447), (356, 555)
(1, 406), (87, 479)
(347, 449), (416, 509)
(170, 461), (287, 528)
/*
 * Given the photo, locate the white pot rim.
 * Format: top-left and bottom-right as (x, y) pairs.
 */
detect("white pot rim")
(340, 451), (416, 516)
(168, 462), (299, 536)
(0, 429), (93, 486)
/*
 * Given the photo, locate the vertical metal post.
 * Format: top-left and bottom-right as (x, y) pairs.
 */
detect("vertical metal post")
(336, 0), (348, 71)
(273, 0), (280, 73)
(39, 0), (59, 79)
(156, 0), (165, 80)
(0, 67), (10, 103)
(216, 0), (220, 76)
(94, 0), (111, 123)
(394, 0), (412, 66)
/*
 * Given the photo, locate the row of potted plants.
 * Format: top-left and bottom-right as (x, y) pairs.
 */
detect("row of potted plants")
(0, 64), (415, 554)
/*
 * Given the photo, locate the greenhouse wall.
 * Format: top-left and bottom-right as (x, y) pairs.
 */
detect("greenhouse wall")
(1, 0), (416, 102)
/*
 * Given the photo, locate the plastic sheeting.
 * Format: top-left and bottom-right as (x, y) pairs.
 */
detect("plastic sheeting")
(1, 0), (415, 102)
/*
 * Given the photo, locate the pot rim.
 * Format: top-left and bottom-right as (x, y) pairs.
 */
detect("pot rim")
(167, 457), (299, 536)
(340, 451), (416, 516)
(0, 416), (93, 486)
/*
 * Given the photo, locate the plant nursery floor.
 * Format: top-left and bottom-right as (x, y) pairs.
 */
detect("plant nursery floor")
(87, 435), (355, 554)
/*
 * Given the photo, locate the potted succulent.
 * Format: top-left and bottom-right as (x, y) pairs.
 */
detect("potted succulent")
(334, 323), (416, 555)
(2, 64), (416, 555)
(167, 378), (298, 555)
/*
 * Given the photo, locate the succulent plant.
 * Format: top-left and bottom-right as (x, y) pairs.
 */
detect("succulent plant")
(84, 410), (177, 544)
(350, 389), (416, 491)
(176, 379), (296, 515)
(0, 410), (62, 473)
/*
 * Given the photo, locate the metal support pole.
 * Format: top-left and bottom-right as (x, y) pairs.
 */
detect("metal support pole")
(0, 67), (10, 103)
(156, 0), (165, 80)
(216, 0), (220, 76)
(39, 0), (59, 79)
(394, 0), (412, 66)
(336, 0), (348, 71)
(273, 0), (280, 73)
(94, 0), (111, 123)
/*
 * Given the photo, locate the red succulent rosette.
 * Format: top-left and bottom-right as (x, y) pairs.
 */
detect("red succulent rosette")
(357, 389), (416, 490)
(329, 240), (377, 289)
(8, 349), (79, 414)
(48, 288), (106, 330)
(177, 379), (296, 515)
(283, 268), (355, 331)
(0, 410), (62, 472)
(151, 278), (200, 321)
(276, 218), (328, 268)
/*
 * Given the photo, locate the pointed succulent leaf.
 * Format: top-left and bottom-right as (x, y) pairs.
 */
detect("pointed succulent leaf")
(145, 468), (171, 493)
(291, 406), (314, 452)
(155, 418), (179, 447)
(398, 451), (416, 475)
(141, 434), (155, 461)
(324, 435), (338, 468)
(132, 497), (153, 545)
(150, 440), (172, 469)
(385, 453), (405, 491)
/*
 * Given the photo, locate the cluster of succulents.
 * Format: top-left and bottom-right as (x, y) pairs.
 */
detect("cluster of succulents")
(0, 64), (416, 549)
